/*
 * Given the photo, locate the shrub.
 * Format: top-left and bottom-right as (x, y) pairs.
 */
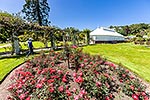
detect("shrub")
(7, 46), (149, 100)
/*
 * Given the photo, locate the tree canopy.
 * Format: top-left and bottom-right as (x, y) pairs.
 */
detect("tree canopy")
(22, 0), (50, 26)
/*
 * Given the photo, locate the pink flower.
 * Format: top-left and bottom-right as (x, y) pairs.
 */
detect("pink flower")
(72, 88), (76, 92)
(144, 96), (149, 100)
(62, 76), (67, 83)
(109, 94), (113, 99)
(79, 72), (83, 76)
(122, 74), (126, 77)
(104, 73), (109, 78)
(51, 75), (59, 79)
(105, 96), (110, 100)
(80, 89), (87, 96)
(19, 94), (25, 100)
(74, 95), (79, 100)
(41, 78), (46, 82)
(47, 79), (55, 83)
(90, 62), (93, 65)
(37, 70), (41, 74)
(49, 68), (56, 74)
(84, 59), (88, 63)
(73, 72), (77, 77)
(36, 83), (43, 88)
(75, 76), (83, 83)
(105, 82), (110, 88)
(126, 69), (129, 73)
(57, 70), (63, 75)
(49, 87), (54, 93)
(141, 92), (146, 96)
(17, 84), (22, 89)
(132, 94), (139, 100)
(58, 86), (64, 92)
(72, 45), (77, 49)
(96, 81), (102, 87)
(7, 85), (13, 90)
(26, 96), (31, 100)
(119, 79), (123, 83)
(80, 64), (84, 67)
(130, 76), (135, 79)
(66, 90), (72, 96)
(130, 85), (134, 91)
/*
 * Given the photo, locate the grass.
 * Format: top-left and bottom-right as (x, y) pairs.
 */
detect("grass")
(0, 43), (8, 46)
(0, 48), (54, 82)
(83, 43), (150, 82)
(20, 41), (46, 50)
(0, 41), (65, 52)
(0, 53), (40, 81)
(0, 56), (25, 81)
(0, 41), (47, 52)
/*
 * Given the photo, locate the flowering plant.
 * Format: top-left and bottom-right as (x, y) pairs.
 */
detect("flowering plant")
(7, 46), (149, 100)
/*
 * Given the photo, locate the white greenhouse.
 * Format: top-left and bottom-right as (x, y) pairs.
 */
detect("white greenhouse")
(90, 27), (125, 44)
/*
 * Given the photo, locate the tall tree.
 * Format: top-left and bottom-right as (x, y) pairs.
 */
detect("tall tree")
(82, 29), (91, 45)
(22, 0), (50, 26)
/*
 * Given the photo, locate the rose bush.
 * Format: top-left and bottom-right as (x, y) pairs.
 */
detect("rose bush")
(7, 46), (149, 100)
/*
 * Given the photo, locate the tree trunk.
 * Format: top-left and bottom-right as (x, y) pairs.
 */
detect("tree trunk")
(87, 32), (90, 45)
(50, 32), (55, 49)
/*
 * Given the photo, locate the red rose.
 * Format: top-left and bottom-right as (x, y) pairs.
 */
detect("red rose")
(66, 90), (72, 96)
(144, 96), (149, 100)
(76, 76), (83, 83)
(141, 92), (146, 96)
(132, 94), (139, 100)
(49, 87), (54, 93)
(62, 76), (67, 83)
(26, 96), (31, 100)
(119, 79), (123, 83)
(36, 83), (43, 89)
(19, 94), (25, 100)
(105, 96), (110, 100)
(47, 79), (55, 83)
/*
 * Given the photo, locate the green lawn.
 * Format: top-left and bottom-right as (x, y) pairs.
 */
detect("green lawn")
(0, 54), (38, 81)
(83, 43), (150, 82)
(0, 56), (25, 81)
(0, 41), (47, 52)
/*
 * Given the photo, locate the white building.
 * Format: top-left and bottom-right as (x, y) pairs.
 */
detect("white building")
(90, 27), (125, 44)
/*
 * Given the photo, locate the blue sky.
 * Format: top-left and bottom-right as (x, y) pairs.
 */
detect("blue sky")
(0, 0), (150, 30)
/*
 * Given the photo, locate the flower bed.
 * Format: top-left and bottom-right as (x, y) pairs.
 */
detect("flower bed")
(7, 46), (149, 100)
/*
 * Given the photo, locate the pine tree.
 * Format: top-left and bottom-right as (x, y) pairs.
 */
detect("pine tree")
(22, 0), (50, 26)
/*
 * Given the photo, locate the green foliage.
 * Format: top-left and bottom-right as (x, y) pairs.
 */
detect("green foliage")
(110, 23), (150, 36)
(0, 12), (24, 43)
(82, 29), (91, 45)
(22, 0), (50, 26)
